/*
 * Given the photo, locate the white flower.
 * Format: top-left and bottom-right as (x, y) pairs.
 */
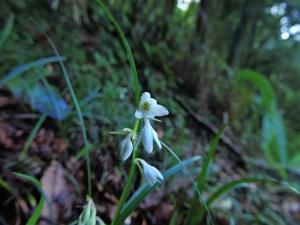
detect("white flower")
(119, 128), (135, 161)
(137, 159), (163, 185)
(140, 119), (161, 153)
(135, 92), (169, 119)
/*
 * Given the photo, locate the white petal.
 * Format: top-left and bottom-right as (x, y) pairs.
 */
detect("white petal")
(143, 119), (153, 153)
(120, 135), (133, 161)
(135, 110), (143, 119)
(144, 110), (156, 119)
(152, 104), (169, 117)
(140, 159), (163, 185)
(147, 97), (157, 106)
(151, 127), (162, 149)
(141, 92), (151, 102)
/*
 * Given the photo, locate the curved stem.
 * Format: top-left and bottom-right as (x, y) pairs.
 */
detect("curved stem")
(111, 120), (140, 225)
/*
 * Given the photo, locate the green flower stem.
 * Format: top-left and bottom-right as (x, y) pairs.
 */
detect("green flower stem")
(111, 119), (140, 225)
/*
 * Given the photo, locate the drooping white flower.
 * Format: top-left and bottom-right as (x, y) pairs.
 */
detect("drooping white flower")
(139, 118), (161, 153)
(135, 92), (169, 119)
(118, 128), (135, 161)
(120, 134), (133, 161)
(137, 159), (163, 185)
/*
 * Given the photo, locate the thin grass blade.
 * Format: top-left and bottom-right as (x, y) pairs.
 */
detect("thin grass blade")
(32, 21), (92, 196)
(19, 114), (47, 161)
(14, 173), (45, 225)
(0, 56), (65, 86)
(0, 15), (14, 53)
(185, 126), (226, 225)
(95, 0), (140, 105)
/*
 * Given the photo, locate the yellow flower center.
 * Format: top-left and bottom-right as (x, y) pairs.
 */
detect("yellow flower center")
(142, 101), (150, 111)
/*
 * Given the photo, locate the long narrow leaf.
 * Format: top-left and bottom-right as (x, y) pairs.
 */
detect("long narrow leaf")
(207, 177), (299, 206)
(186, 126), (226, 225)
(116, 156), (201, 224)
(19, 114), (47, 161)
(0, 15), (14, 53)
(197, 126), (226, 192)
(0, 56), (65, 86)
(95, 0), (141, 105)
(14, 173), (45, 225)
(33, 22), (92, 196)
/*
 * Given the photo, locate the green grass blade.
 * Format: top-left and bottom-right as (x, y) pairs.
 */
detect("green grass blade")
(0, 15), (14, 53)
(95, 0), (140, 105)
(116, 156), (201, 224)
(14, 173), (45, 225)
(197, 126), (226, 192)
(237, 70), (287, 175)
(162, 143), (215, 225)
(0, 56), (65, 86)
(0, 177), (14, 194)
(33, 22), (92, 196)
(19, 114), (47, 161)
(185, 126), (226, 225)
(207, 178), (267, 206)
(75, 144), (95, 160)
(206, 177), (299, 206)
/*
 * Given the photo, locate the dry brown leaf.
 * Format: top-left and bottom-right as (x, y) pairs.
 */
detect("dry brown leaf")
(39, 161), (74, 225)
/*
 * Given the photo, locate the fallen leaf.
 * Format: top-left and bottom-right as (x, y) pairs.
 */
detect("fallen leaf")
(39, 161), (74, 225)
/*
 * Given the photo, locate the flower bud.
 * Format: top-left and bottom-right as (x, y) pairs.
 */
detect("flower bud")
(78, 196), (97, 225)
(137, 159), (163, 186)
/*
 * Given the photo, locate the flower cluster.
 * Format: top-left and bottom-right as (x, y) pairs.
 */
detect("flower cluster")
(118, 92), (169, 185)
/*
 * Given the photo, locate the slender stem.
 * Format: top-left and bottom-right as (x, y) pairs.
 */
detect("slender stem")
(111, 120), (140, 225)
(34, 24), (93, 196)
(19, 113), (47, 161)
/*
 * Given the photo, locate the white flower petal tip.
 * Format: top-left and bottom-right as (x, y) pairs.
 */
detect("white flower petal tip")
(138, 159), (164, 186)
(151, 126), (162, 149)
(135, 92), (169, 119)
(142, 119), (153, 153)
(120, 135), (133, 161)
(140, 119), (162, 153)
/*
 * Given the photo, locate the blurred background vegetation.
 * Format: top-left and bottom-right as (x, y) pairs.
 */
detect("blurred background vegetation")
(1, 0), (300, 224)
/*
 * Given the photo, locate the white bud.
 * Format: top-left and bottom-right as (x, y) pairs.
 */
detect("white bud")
(137, 159), (163, 186)
(120, 134), (133, 161)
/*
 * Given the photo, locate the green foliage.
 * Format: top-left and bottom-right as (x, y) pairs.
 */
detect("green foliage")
(0, 15), (14, 53)
(186, 126), (226, 225)
(14, 173), (45, 225)
(0, 56), (65, 86)
(236, 70), (287, 175)
(19, 114), (47, 161)
(1, 0), (300, 224)
(116, 156), (202, 224)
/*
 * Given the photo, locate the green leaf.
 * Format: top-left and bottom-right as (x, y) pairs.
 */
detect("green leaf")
(197, 125), (226, 192)
(116, 156), (201, 224)
(0, 177), (14, 194)
(206, 177), (299, 206)
(19, 114), (47, 161)
(0, 15), (14, 53)
(237, 70), (287, 176)
(0, 56), (65, 86)
(186, 126), (226, 225)
(75, 144), (95, 160)
(14, 173), (45, 225)
(95, 0), (141, 105)
(32, 21), (92, 196)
